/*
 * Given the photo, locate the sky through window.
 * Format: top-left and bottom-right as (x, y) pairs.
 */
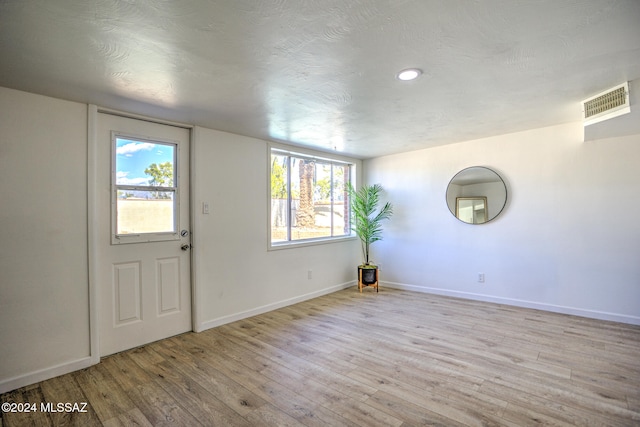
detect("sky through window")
(115, 138), (174, 186)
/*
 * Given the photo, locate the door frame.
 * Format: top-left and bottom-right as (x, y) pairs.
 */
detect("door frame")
(87, 105), (197, 361)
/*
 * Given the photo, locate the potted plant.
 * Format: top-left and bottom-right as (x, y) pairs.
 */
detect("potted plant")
(347, 183), (393, 292)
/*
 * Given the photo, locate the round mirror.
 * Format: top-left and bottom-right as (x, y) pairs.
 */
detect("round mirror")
(446, 166), (507, 224)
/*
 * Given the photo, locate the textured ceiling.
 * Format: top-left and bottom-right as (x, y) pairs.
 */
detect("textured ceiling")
(1, 0), (639, 158)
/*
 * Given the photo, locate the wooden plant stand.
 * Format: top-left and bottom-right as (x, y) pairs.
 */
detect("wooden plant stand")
(358, 267), (379, 293)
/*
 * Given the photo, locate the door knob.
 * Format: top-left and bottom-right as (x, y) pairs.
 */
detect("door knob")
(181, 244), (191, 251)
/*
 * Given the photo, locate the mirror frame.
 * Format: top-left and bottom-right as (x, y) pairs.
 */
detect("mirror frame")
(446, 166), (507, 224)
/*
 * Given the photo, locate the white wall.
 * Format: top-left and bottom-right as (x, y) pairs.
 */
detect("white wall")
(0, 87), (93, 393)
(191, 127), (362, 331)
(364, 121), (640, 324)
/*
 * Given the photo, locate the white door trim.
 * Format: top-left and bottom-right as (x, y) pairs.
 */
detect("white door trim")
(88, 104), (100, 363)
(87, 105), (195, 361)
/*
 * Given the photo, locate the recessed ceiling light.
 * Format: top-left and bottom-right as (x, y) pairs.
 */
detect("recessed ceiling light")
(397, 68), (422, 81)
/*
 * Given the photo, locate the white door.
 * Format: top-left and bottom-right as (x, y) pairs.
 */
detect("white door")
(96, 113), (192, 356)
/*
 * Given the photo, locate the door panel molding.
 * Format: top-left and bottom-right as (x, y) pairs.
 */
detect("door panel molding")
(157, 257), (181, 315)
(113, 262), (142, 325)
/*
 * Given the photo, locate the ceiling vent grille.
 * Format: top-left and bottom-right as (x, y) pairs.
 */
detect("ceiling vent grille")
(582, 82), (630, 126)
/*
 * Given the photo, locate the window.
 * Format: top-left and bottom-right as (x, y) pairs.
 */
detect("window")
(270, 148), (353, 246)
(112, 134), (179, 243)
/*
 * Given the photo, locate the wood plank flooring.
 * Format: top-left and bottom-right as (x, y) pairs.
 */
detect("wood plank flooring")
(2, 287), (639, 426)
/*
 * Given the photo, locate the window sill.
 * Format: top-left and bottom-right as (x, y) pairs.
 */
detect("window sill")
(268, 235), (357, 251)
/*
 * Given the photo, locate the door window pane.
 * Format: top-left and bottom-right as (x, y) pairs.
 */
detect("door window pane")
(116, 192), (175, 234)
(114, 137), (177, 237)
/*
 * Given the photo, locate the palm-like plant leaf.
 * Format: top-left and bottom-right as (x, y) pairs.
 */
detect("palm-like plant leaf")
(347, 183), (393, 265)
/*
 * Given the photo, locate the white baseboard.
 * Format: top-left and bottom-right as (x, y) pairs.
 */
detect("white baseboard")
(0, 356), (97, 395)
(196, 281), (356, 332)
(383, 281), (640, 326)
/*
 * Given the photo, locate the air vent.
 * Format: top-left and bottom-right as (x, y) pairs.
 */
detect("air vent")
(582, 82), (630, 126)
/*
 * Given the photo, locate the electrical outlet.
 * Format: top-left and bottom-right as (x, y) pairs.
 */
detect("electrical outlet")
(478, 273), (485, 283)
(307, 270), (313, 280)
(202, 202), (210, 214)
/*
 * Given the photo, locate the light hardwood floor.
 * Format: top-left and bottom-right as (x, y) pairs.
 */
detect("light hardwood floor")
(2, 288), (639, 426)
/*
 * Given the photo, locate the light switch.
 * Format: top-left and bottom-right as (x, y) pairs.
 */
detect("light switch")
(203, 202), (210, 214)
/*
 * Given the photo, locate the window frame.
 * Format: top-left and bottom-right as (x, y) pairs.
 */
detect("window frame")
(268, 145), (356, 249)
(111, 132), (181, 245)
